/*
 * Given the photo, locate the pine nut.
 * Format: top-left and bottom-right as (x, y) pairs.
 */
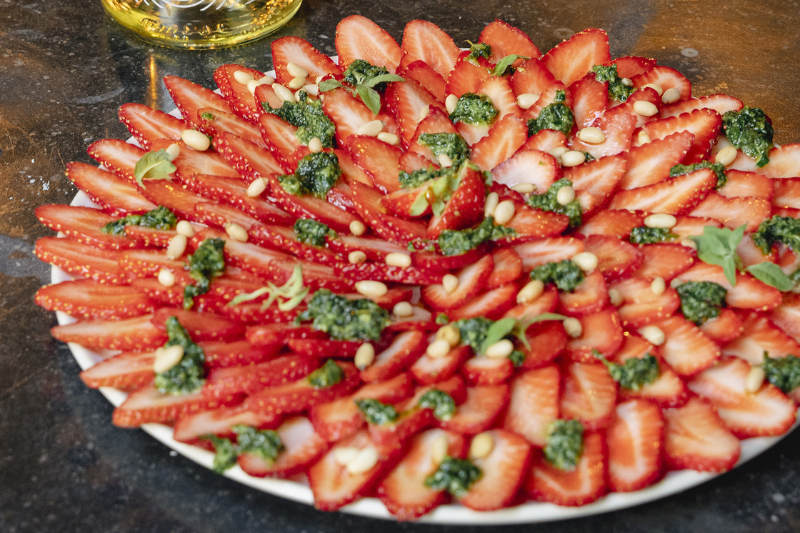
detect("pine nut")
(549, 146), (569, 158)
(436, 324), (461, 347)
(418, 105), (430, 122)
(662, 88), (681, 104)
(470, 432), (494, 459)
(303, 84), (320, 96)
(633, 100), (658, 117)
(516, 93), (540, 110)
(348, 251), (367, 264)
(175, 220), (195, 237)
(651, 277), (666, 296)
(621, 77), (634, 87)
(680, 238), (698, 251)
(578, 127), (606, 144)
(670, 278), (685, 289)
(385, 252), (411, 268)
(445, 94), (459, 114)
(357, 119), (384, 137)
(517, 279), (545, 304)
(484, 192), (500, 218)
(165, 143), (181, 160)
(308, 137), (323, 153)
(354, 343), (375, 369)
(556, 185), (575, 205)
(493, 200), (516, 225)
(315, 75), (325, 84)
(355, 280), (388, 298)
(166, 234), (187, 260)
(426, 338), (452, 359)
(272, 83), (296, 103)
(560, 150), (586, 167)
(287, 75), (306, 90)
(571, 251), (598, 272)
(431, 434), (449, 464)
(642, 83), (663, 96)
(637, 130), (652, 145)
(715, 145), (737, 166)
(287, 61), (309, 78)
(745, 366), (766, 393)
(392, 301), (414, 317)
(608, 288), (623, 307)
(639, 325), (666, 346)
(153, 345), (184, 373)
(349, 220), (366, 236)
(233, 70), (255, 84)
(346, 446), (378, 473)
(157, 268), (175, 287)
(333, 446), (359, 466)
(511, 183), (536, 194)
(442, 274), (459, 294)
(246, 79), (262, 95)
(644, 214), (677, 229)
(225, 222), (248, 243)
(485, 339), (514, 359)
(438, 154), (453, 168)
(246, 177), (268, 198)
(377, 132), (400, 146)
(563, 317), (583, 338)
(182, 129), (210, 151)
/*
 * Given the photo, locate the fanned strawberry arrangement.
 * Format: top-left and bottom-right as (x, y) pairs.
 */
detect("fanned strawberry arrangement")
(33, 15), (800, 520)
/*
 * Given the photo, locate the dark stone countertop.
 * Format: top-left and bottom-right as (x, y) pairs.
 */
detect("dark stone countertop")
(2, 0), (800, 531)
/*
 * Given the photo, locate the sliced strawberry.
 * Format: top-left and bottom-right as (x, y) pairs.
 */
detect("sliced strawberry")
(118, 103), (186, 149)
(484, 248), (523, 289)
(640, 108), (722, 164)
(385, 77), (444, 144)
(542, 28), (610, 87)
(246, 323), (326, 347)
(717, 170), (773, 200)
(492, 149), (560, 192)
(577, 209), (643, 238)
(213, 131), (288, 180)
(410, 344), (472, 385)
(400, 60), (446, 102)
(257, 112), (301, 165)
(632, 243), (696, 281)
(520, 128), (567, 155)
(151, 138), (238, 181)
(620, 131), (695, 190)
(427, 169), (486, 238)
(608, 56), (656, 79)
(673, 263), (782, 311)
(479, 76), (521, 119)
(461, 356), (515, 386)
(698, 308), (744, 344)
(613, 335), (688, 408)
(163, 75), (232, 130)
(445, 54), (492, 99)
(608, 167), (716, 215)
(196, 107), (265, 148)
(342, 134), (403, 193)
(79, 350), (155, 390)
(112, 384), (240, 428)
(248, 224), (343, 266)
(213, 64), (265, 123)
(460, 429), (532, 511)
(36, 237), (127, 285)
(421, 255), (494, 311)
(569, 74), (607, 128)
(631, 65), (692, 102)
(269, 257), (354, 292)
(254, 83), (284, 114)
(286, 337), (363, 358)
(557, 270), (609, 317)
(447, 282), (519, 321)
(500, 203), (570, 243)
(271, 36), (341, 86)
(359, 330), (427, 382)
(565, 308), (624, 362)
(237, 416), (329, 479)
(771, 293), (800, 344)
(350, 181), (428, 242)
(503, 365), (560, 446)
(615, 86), (662, 129)
(729, 143), (800, 178)
(400, 19), (460, 79)
(203, 356), (318, 399)
(611, 277), (681, 329)
(660, 94), (743, 120)
(526, 431), (607, 506)
(479, 19), (541, 62)
(689, 193), (771, 232)
(671, 215), (722, 240)
(566, 154), (627, 216)
(335, 262), (443, 286)
(515, 320), (568, 369)
(151, 307), (245, 342)
(35, 279), (153, 320)
(470, 114), (528, 172)
(36, 205), (139, 250)
(582, 235), (643, 281)
(652, 315), (720, 377)
(568, 108), (638, 159)
(560, 360), (618, 430)
(607, 399), (664, 492)
(119, 249), (190, 283)
(336, 15), (403, 73)
(183, 173), (292, 225)
(193, 200), (261, 232)
(722, 313), (800, 364)
(688, 357), (796, 438)
(266, 175), (360, 233)
(513, 237), (585, 271)
(407, 106), (458, 162)
(663, 396), (740, 472)
(436, 384), (509, 435)
(201, 339), (278, 369)
(172, 403), (279, 446)
(66, 162), (156, 217)
(328, 234), (408, 262)
(87, 138), (146, 183)
(135, 180), (207, 222)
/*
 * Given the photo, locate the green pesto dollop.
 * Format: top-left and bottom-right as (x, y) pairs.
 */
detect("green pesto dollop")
(592, 64), (635, 103)
(438, 216), (516, 256)
(206, 425), (284, 473)
(184, 237), (226, 309)
(154, 316), (206, 395)
(670, 161), (727, 189)
(293, 218), (336, 247)
(279, 151), (342, 198)
(200, 111), (216, 121)
(722, 106), (774, 167)
(752, 216), (800, 255)
(468, 41), (491, 62)
(424, 457), (482, 497)
(449, 93), (498, 126)
(343, 59), (391, 91)
(418, 389), (457, 421)
(453, 316), (495, 354)
(595, 350), (660, 391)
(418, 133), (470, 164)
(526, 178), (582, 228)
(207, 435), (238, 473)
(435, 313), (450, 325)
(101, 205), (177, 235)
(355, 398), (399, 425)
(398, 165), (454, 189)
(298, 289), (390, 341)
(628, 226), (678, 245)
(527, 90), (574, 138)
(544, 419), (584, 471)
(676, 281), (727, 325)
(531, 260), (585, 293)
(762, 352), (800, 393)
(307, 359), (344, 388)
(265, 91), (336, 148)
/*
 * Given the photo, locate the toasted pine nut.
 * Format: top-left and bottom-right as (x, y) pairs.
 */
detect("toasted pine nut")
(517, 279), (545, 304)
(345, 446), (379, 473)
(715, 145), (737, 166)
(621, 77), (634, 87)
(224, 222), (248, 243)
(175, 220), (195, 237)
(349, 220), (366, 236)
(470, 432), (494, 459)
(418, 105), (430, 122)
(333, 446), (359, 466)
(493, 200), (516, 225)
(442, 274), (459, 294)
(385, 252), (411, 268)
(637, 130), (652, 145)
(307, 137), (323, 153)
(246, 79), (264, 95)
(153, 345), (184, 373)
(355, 280), (388, 298)
(246, 177), (268, 198)
(662, 88), (681, 104)
(563, 317), (583, 338)
(485, 339), (514, 359)
(639, 325), (666, 346)
(438, 154), (453, 168)
(745, 366), (766, 393)
(182, 129), (210, 151)
(484, 192), (500, 218)
(556, 185), (575, 205)
(642, 83), (663, 96)
(165, 143), (181, 160)
(680, 238), (698, 251)
(560, 150), (586, 167)
(516, 93), (540, 110)
(348, 251), (367, 264)
(357, 119), (384, 137)
(272, 83), (296, 103)
(445, 94), (459, 114)
(670, 278), (685, 289)
(287, 62), (309, 78)
(354, 343), (375, 369)
(167, 234), (187, 260)
(157, 268), (175, 287)
(549, 146), (569, 158)
(436, 324), (461, 347)
(571, 251), (598, 272)
(608, 288), (623, 307)
(233, 70), (255, 84)
(511, 183), (536, 194)
(633, 100), (658, 117)
(287, 75), (307, 90)
(651, 277), (666, 296)
(392, 301), (414, 317)
(578, 127), (606, 144)
(644, 213), (677, 229)
(303, 84), (320, 96)
(426, 338), (452, 359)
(431, 434), (449, 464)
(377, 132), (400, 146)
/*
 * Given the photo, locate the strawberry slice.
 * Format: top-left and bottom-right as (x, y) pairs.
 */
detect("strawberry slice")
(663, 396), (740, 472)
(445, 54), (492, 98)
(688, 357), (796, 438)
(36, 236), (127, 285)
(134, 180), (207, 222)
(479, 76), (522, 119)
(698, 308), (744, 344)
(719, 170), (773, 201)
(505, 285), (559, 320)
(520, 128), (567, 155)
(203, 356), (318, 398)
(486, 248), (523, 288)
(569, 74), (607, 128)
(350, 181), (428, 242)
(492, 149), (560, 192)
(568, 107), (638, 159)
(266, 175), (361, 233)
(182, 173), (293, 225)
(615, 86), (662, 129)
(410, 344), (471, 385)
(513, 236), (585, 270)
(66, 162), (157, 217)
(286, 337), (364, 358)
(212, 64), (265, 123)
(407, 107), (458, 162)
(427, 168), (486, 238)
(238, 416), (330, 479)
(163, 75), (232, 129)
(566, 153), (627, 216)
(479, 19), (541, 61)
(577, 209), (643, 238)
(400, 19), (460, 79)
(606, 399), (664, 492)
(771, 293), (800, 344)
(526, 431), (607, 506)
(771, 177), (800, 210)
(172, 404), (280, 445)
(613, 335), (688, 408)
(631, 65), (692, 102)
(470, 114), (528, 172)
(509, 57), (559, 100)
(119, 249), (190, 282)
(213, 131), (288, 180)
(498, 202), (570, 244)
(565, 308), (624, 362)
(378, 429), (467, 520)
(459, 430), (532, 511)
(729, 143), (800, 178)
(193, 200), (262, 232)
(632, 243), (696, 281)
(328, 234), (409, 262)
(503, 365), (560, 446)
(689, 193), (771, 232)
(335, 15), (403, 73)
(335, 262), (444, 286)
(196, 107), (265, 148)
(201, 339), (279, 369)
(79, 350), (155, 390)
(118, 103), (186, 149)
(271, 36), (342, 86)
(323, 88), (400, 146)
(608, 56), (656, 79)
(620, 131), (695, 190)
(660, 93), (743, 120)
(462, 357), (515, 386)
(516, 320), (568, 369)
(342, 134), (403, 193)
(87, 138), (146, 183)
(558, 270), (609, 317)
(248, 224), (343, 266)
(36, 205), (139, 250)
(652, 315), (720, 377)
(447, 282), (519, 321)
(360, 330), (428, 383)
(542, 28), (610, 87)
(722, 312), (800, 364)
(385, 78), (444, 144)
(246, 323), (326, 347)
(36, 279), (153, 320)
(608, 167), (716, 215)
(150, 138), (238, 181)
(400, 60), (446, 102)
(257, 112), (301, 165)
(639, 108), (722, 164)
(269, 257), (354, 292)
(673, 263), (782, 311)
(112, 384), (240, 428)
(437, 384), (509, 435)
(151, 308), (245, 342)
(582, 234), (643, 281)
(611, 277), (681, 329)
(560, 360), (618, 430)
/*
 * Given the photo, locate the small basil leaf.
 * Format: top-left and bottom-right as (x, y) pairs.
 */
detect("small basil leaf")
(318, 79), (343, 92)
(479, 318), (517, 354)
(690, 224), (746, 286)
(747, 262), (794, 291)
(357, 84), (382, 115)
(492, 54), (529, 76)
(133, 149), (176, 188)
(363, 73), (405, 88)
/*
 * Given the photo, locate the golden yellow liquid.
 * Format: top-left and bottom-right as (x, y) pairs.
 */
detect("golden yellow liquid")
(101, 0), (302, 49)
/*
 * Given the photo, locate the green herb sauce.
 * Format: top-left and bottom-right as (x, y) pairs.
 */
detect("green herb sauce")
(265, 90), (336, 148)
(424, 457), (482, 497)
(438, 216), (516, 256)
(418, 133), (470, 164)
(343, 59), (391, 92)
(298, 289), (390, 341)
(676, 281), (727, 325)
(184, 238), (226, 309)
(526, 178), (582, 228)
(418, 389), (457, 421)
(753, 216), (800, 254)
(307, 359), (344, 388)
(722, 106), (774, 167)
(531, 260), (585, 293)
(527, 90), (574, 137)
(278, 151), (342, 198)
(101, 206), (178, 236)
(449, 93), (498, 126)
(205, 425), (284, 473)
(595, 350), (660, 390)
(154, 316), (206, 395)
(628, 226), (678, 245)
(355, 398), (399, 425)
(293, 218), (336, 247)
(544, 419), (584, 471)
(670, 161), (728, 189)
(762, 352), (800, 393)
(592, 64), (635, 102)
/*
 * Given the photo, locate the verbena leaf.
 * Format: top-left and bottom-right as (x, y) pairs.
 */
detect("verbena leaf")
(229, 287), (270, 306)
(690, 224), (746, 286)
(747, 262), (794, 291)
(514, 313), (569, 350)
(479, 318), (517, 354)
(492, 54), (529, 76)
(363, 73), (405, 88)
(318, 79), (343, 92)
(357, 85), (382, 115)
(133, 149), (176, 188)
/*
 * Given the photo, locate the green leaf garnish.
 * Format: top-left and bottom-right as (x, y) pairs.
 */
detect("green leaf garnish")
(228, 264), (308, 311)
(746, 262), (794, 291)
(318, 79), (343, 92)
(133, 149), (176, 188)
(363, 73), (405, 88)
(690, 224), (746, 286)
(492, 54), (529, 76)
(357, 84), (382, 115)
